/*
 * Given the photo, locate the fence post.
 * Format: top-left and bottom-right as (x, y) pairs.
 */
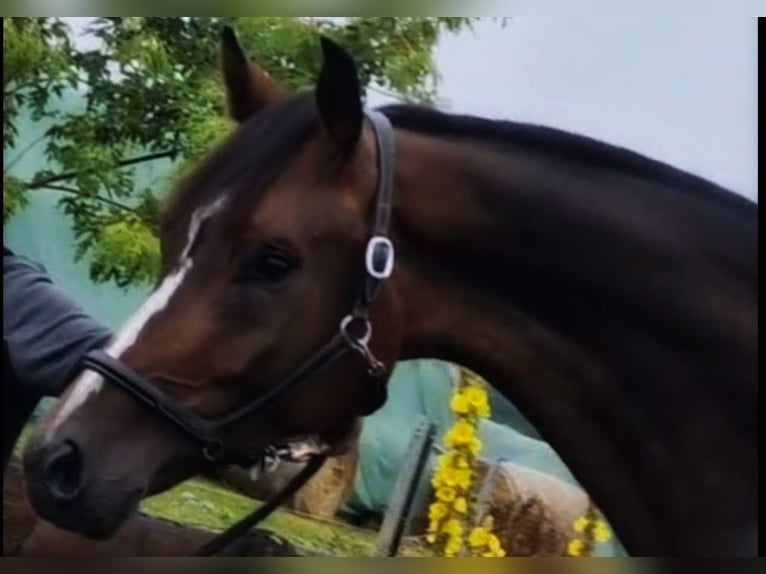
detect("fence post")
(374, 417), (436, 557)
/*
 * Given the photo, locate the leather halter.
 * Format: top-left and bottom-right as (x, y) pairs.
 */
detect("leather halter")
(77, 110), (396, 556)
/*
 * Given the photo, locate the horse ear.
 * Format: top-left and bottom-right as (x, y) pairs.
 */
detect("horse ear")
(316, 37), (364, 153)
(220, 26), (285, 123)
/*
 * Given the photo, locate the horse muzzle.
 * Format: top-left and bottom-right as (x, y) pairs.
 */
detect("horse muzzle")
(23, 433), (145, 540)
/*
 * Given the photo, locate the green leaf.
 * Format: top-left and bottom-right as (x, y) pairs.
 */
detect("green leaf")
(3, 176), (28, 222)
(89, 214), (160, 288)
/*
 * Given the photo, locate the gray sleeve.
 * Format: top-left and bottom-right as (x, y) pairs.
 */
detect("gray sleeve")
(3, 250), (113, 398)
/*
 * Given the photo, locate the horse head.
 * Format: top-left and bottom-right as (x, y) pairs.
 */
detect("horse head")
(23, 28), (403, 539)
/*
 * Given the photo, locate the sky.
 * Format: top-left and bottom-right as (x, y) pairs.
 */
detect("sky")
(374, 17), (758, 201)
(65, 17), (758, 201)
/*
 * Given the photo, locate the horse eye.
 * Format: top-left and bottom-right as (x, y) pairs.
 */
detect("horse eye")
(238, 247), (296, 286)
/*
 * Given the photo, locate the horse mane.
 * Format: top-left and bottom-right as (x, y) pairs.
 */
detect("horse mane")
(379, 103), (755, 214)
(164, 96), (755, 235)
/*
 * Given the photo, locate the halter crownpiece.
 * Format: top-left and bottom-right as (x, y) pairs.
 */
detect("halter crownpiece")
(78, 109), (397, 556)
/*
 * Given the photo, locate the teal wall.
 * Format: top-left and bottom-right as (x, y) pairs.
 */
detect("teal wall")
(4, 91), (156, 328)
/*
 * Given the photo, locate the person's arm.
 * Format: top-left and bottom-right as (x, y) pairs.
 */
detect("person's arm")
(3, 247), (113, 398)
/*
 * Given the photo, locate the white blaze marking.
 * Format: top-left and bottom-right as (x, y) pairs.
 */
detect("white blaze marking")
(48, 197), (227, 436)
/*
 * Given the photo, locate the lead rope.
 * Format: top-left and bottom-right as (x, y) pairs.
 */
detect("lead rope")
(191, 455), (327, 556)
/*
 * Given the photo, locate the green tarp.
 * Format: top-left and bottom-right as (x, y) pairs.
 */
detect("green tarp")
(342, 360), (625, 556)
(345, 360), (578, 516)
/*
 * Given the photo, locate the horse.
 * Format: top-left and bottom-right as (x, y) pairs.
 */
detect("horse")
(22, 27), (757, 556)
(3, 457), (302, 556)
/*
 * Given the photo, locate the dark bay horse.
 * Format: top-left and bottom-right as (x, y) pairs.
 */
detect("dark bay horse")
(22, 28), (757, 556)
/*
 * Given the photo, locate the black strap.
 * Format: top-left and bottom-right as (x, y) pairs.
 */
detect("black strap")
(82, 332), (353, 464)
(192, 454), (327, 556)
(368, 110), (395, 241)
(359, 110), (396, 310)
(82, 351), (216, 445)
(213, 333), (350, 428)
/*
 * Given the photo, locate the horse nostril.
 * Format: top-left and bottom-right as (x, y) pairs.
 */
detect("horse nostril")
(43, 440), (85, 502)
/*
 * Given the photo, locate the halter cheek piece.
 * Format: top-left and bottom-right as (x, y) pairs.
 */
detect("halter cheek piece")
(78, 110), (396, 556)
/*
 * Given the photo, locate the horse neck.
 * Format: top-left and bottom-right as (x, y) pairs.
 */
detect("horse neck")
(387, 129), (757, 555)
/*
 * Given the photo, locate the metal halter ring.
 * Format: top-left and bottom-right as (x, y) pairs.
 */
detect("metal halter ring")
(339, 315), (386, 378)
(340, 315), (372, 348)
(203, 439), (225, 462)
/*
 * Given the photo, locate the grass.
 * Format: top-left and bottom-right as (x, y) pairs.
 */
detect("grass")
(140, 477), (428, 556)
(14, 424), (429, 556)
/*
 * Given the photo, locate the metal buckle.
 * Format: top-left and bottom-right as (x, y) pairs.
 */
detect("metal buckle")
(340, 315), (371, 348)
(203, 439), (224, 462)
(248, 445), (289, 481)
(247, 439), (327, 481)
(283, 438), (330, 462)
(339, 315), (386, 378)
(365, 236), (395, 280)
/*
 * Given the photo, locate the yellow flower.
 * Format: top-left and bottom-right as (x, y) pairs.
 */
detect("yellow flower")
(445, 420), (475, 447)
(594, 520), (612, 543)
(468, 527), (490, 548)
(463, 386), (488, 408)
(451, 393), (470, 414)
(440, 467), (459, 486)
(481, 543), (506, 557)
(445, 538), (461, 557)
(487, 534), (503, 554)
(429, 502), (449, 521)
(443, 518), (463, 537)
(436, 486), (456, 503)
(427, 371), (500, 557)
(437, 452), (456, 470)
(574, 516), (588, 533)
(431, 465), (452, 488)
(469, 436), (483, 456)
(455, 468), (472, 489)
(567, 539), (585, 556)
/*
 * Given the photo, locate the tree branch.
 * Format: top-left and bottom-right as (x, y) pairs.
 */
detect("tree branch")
(3, 133), (48, 176)
(38, 184), (140, 214)
(26, 149), (177, 189)
(3, 80), (43, 97)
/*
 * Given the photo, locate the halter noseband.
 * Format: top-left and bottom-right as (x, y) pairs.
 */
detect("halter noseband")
(77, 109), (396, 556)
